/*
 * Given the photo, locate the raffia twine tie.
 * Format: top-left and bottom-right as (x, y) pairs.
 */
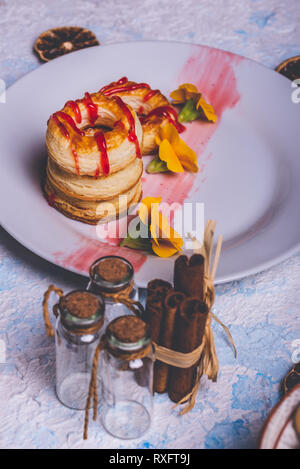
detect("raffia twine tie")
(152, 276), (236, 415)
(83, 335), (153, 440)
(153, 279), (236, 367)
(152, 221), (237, 415)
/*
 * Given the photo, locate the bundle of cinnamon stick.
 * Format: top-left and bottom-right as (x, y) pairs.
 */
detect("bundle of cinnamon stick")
(144, 255), (208, 403)
(143, 220), (235, 412)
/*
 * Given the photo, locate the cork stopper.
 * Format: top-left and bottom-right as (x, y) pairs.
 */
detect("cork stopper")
(89, 256), (134, 293)
(107, 315), (150, 351)
(96, 258), (129, 282)
(61, 291), (99, 318)
(58, 290), (104, 331)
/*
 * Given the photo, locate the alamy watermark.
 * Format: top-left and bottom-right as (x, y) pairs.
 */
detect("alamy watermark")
(95, 199), (205, 249)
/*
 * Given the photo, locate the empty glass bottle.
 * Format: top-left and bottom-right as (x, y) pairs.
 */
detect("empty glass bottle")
(54, 290), (105, 410)
(87, 256), (139, 323)
(100, 315), (154, 439)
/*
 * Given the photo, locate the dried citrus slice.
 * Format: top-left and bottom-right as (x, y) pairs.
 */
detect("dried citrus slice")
(294, 404), (300, 438)
(34, 26), (99, 62)
(276, 55), (300, 81)
(283, 363), (300, 394)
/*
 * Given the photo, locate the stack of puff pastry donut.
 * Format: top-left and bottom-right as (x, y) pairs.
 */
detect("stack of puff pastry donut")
(44, 77), (185, 224)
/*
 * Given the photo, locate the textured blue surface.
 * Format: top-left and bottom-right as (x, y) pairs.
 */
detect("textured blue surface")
(0, 0), (300, 449)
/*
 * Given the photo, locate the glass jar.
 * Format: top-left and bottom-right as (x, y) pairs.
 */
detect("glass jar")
(87, 256), (139, 323)
(100, 315), (154, 439)
(54, 290), (105, 410)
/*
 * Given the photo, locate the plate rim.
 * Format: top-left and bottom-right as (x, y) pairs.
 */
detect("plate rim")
(1, 40), (299, 286)
(5, 39), (294, 93)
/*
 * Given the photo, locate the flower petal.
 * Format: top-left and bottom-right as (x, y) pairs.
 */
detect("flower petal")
(138, 196), (161, 225)
(179, 83), (199, 93)
(196, 96), (217, 123)
(157, 212), (183, 248)
(149, 208), (165, 245)
(159, 139), (184, 173)
(151, 216), (183, 256)
(155, 133), (162, 146)
(170, 83), (200, 104)
(159, 124), (198, 173)
(152, 240), (180, 258)
(181, 84), (201, 103)
(178, 157), (198, 173)
(149, 210), (183, 251)
(158, 122), (177, 143)
(150, 222), (160, 245)
(174, 146), (198, 172)
(169, 88), (186, 104)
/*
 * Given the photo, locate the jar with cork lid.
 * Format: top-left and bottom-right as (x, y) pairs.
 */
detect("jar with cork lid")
(87, 256), (139, 323)
(43, 288), (105, 410)
(99, 315), (154, 439)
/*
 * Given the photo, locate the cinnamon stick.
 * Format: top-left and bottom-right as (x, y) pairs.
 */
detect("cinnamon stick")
(174, 254), (205, 300)
(146, 279), (172, 300)
(168, 298), (208, 403)
(154, 291), (185, 393)
(143, 279), (172, 339)
(141, 279), (172, 392)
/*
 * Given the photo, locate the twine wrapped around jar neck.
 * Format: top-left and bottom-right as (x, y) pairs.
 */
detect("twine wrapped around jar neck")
(43, 281), (145, 338)
(43, 284), (63, 337)
(99, 280), (144, 317)
(42, 286), (105, 336)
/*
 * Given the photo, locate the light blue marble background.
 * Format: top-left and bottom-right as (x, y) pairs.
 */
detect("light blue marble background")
(0, 0), (300, 449)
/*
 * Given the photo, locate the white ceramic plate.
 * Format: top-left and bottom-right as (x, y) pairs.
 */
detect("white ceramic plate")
(1, 41), (300, 287)
(260, 383), (300, 449)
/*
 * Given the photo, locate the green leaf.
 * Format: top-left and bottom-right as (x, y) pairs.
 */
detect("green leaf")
(146, 155), (169, 174)
(178, 98), (202, 123)
(120, 234), (152, 251)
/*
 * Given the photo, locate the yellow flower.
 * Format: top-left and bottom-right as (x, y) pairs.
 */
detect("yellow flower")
(170, 83), (199, 104)
(154, 123), (198, 173)
(139, 196), (183, 258)
(170, 83), (217, 123)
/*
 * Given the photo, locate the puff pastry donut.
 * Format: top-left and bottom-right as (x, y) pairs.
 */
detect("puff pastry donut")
(43, 78), (184, 225)
(99, 77), (185, 154)
(44, 91), (143, 224)
(44, 176), (142, 224)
